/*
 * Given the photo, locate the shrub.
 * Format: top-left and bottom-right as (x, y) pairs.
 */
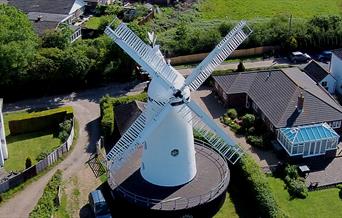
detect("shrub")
(247, 127), (255, 135)
(236, 155), (281, 218)
(36, 151), (49, 162)
(241, 114), (255, 128)
(58, 119), (72, 142)
(8, 106), (73, 135)
(336, 184), (342, 199)
(227, 108), (238, 119)
(229, 122), (241, 133)
(30, 170), (62, 218)
(246, 135), (263, 147)
(236, 60), (246, 72)
(287, 179), (308, 199)
(25, 157), (32, 169)
(284, 164), (299, 180)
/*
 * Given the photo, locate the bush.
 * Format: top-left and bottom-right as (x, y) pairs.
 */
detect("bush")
(241, 114), (255, 128)
(58, 119), (72, 142)
(36, 151), (49, 162)
(227, 108), (238, 119)
(236, 155), (282, 218)
(284, 164), (299, 180)
(8, 106), (73, 135)
(30, 170), (62, 218)
(229, 122), (241, 133)
(246, 135), (263, 147)
(236, 61), (246, 72)
(25, 157), (32, 169)
(287, 179), (308, 199)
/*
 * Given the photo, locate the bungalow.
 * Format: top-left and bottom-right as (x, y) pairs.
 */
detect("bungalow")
(0, 99), (8, 167)
(8, 0), (85, 41)
(303, 61), (336, 94)
(213, 68), (342, 158)
(330, 48), (342, 95)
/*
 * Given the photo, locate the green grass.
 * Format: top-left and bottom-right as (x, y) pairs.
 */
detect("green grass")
(213, 193), (239, 218)
(268, 177), (342, 218)
(198, 0), (342, 20)
(3, 107), (73, 171)
(84, 16), (111, 30)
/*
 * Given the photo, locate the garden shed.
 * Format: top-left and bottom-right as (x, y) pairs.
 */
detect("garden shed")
(277, 123), (339, 158)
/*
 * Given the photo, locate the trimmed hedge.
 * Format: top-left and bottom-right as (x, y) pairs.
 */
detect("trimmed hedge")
(8, 106), (73, 135)
(29, 170), (62, 218)
(100, 93), (147, 139)
(236, 155), (283, 218)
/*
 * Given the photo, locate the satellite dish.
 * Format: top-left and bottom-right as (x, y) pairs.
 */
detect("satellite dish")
(147, 31), (157, 47)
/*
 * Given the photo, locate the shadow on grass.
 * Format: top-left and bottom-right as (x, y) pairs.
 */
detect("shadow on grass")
(227, 176), (258, 218)
(6, 129), (59, 144)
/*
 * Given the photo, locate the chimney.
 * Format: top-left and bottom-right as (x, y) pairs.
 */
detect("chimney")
(297, 92), (304, 112)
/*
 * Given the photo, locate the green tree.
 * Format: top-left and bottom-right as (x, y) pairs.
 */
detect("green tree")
(25, 157), (32, 169)
(41, 25), (72, 49)
(0, 4), (38, 86)
(242, 114), (255, 128)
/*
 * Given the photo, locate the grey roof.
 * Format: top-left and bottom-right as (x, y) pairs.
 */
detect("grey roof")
(303, 61), (329, 83)
(332, 48), (342, 61)
(28, 12), (69, 22)
(213, 68), (342, 128)
(114, 101), (146, 135)
(0, 0), (8, 4)
(31, 21), (59, 35)
(8, 0), (76, 15)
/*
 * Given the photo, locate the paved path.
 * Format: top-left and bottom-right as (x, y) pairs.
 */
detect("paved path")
(0, 82), (147, 218)
(191, 87), (280, 168)
(177, 58), (289, 76)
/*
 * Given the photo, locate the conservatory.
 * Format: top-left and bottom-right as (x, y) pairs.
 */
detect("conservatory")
(277, 123), (339, 158)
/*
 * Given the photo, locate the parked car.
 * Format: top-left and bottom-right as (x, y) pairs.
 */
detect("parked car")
(318, 50), (332, 62)
(88, 190), (112, 218)
(289, 51), (311, 63)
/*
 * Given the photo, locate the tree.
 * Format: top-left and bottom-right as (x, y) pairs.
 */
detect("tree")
(242, 114), (255, 128)
(0, 4), (38, 87)
(41, 25), (72, 49)
(25, 157), (32, 169)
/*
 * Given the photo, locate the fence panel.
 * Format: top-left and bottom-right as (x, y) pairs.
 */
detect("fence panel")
(0, 180), (9, 193)
(170, 46), (278, 65)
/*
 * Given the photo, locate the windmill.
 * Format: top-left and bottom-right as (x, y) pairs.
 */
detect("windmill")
(104, 20), (252, 210)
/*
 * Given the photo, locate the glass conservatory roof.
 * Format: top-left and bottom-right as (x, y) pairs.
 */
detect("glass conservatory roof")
(280, 123), (339, 144)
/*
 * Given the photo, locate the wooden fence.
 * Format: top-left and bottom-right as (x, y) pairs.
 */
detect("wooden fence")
(170, 46), (279, 65)
(0, 118), (75, 193)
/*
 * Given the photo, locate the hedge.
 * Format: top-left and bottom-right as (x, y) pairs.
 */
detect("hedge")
(235, 155), (284, 218)
(29, 170), (62, 218)
(100, 93), (147, 139)
(8, 106), (73, 135)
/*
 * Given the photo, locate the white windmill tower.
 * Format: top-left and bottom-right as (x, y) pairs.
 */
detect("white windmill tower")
(104, 20), (252, 209)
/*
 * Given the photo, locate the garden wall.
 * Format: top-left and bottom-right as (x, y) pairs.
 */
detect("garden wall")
(0, 117), (75, 193)
(170, 46), (278, 65)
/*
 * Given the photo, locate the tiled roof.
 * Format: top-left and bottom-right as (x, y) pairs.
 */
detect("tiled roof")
(114, 101), (146, 135)
(332, 48), (342, 61)
(303, 61), (329, 82)
(8, 0), (76, 15)
(213, 68), (342, 128)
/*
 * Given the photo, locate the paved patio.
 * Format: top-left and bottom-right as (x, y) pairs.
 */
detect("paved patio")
(191, 87), (280, 168)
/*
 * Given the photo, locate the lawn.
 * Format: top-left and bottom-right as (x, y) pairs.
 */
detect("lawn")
(198, 0), (342, 20)
(3, 111), (62, 172)
(268, 177), (342, 218)
(84, 16), (111, 30)
(213, 192), (239, 218)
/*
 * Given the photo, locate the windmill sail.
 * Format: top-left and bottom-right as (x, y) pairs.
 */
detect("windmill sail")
(105, 24), (181, 91)
(106, 101), (172, 175)
(184, 21), (252, 91)
(177, 101), (244, 164)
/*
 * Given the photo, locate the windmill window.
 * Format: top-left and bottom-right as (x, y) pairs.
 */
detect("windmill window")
(171, 149), (179, 157)
(322, 81), (327, 87)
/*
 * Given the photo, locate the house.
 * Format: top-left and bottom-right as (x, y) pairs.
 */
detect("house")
(330, 48), (342, 95)
(213, 68), (342, 158)
(84, 0), (113, 9)
(8, 0), (85, 41)
(0, 99), (8, 167)
(303, 61), (336, 94)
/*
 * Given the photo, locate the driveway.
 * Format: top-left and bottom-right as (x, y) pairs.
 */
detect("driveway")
(0, 81), (147, 218)
(191, 87), (280, 168)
